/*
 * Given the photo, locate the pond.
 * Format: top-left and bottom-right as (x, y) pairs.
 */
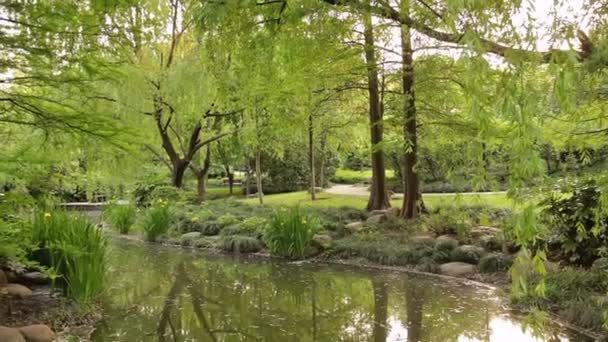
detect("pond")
(92, 238), (591, 341)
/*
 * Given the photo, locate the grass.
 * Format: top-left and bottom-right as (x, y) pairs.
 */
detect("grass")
(265, 207), (320, 259)
(241, 191), (511, 209)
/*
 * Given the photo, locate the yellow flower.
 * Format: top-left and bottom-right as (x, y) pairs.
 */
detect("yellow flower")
(44, 212), (51, 218)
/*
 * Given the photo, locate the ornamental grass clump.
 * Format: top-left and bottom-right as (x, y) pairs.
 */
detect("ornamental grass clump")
(31, 210), (106, 303)
(103, 202), (136, 234)
(142, 199), (173, 242)
(265, 207), (319, 260)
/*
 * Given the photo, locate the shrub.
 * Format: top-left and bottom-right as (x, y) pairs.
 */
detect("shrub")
(31, 210), (106, 303)
(540, 179), (608, 267)
(103, 203), (136, 234)
(0, 220), (31, 263)
(221, 217), (266, 238)
(422, 210), (470, 237)
(200, 221), (221, 235)
(220, 235), (263, 253)
(414, 257), (439, 273)
(434, 237), (459, 252)
(142, 200), (173, 242)
(265, 207), (320, 259)
(478, 253), (513, 273)
(218, 213), (239, 227)
(450, 245), (485, 264)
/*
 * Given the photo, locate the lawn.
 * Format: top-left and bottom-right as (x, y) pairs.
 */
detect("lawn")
(331, 168), (396, 184)
(240, 191), (510, 209)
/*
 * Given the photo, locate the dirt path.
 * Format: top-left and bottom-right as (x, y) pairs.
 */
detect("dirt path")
(326, 184), (506, 197)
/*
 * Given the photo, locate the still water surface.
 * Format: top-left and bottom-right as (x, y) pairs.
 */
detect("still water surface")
(92, 239), (591, 341)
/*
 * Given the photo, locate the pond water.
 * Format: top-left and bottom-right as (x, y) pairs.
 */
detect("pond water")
(92, 238), (591, 342)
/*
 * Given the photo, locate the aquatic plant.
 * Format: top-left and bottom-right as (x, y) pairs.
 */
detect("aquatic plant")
(142, 200), (173, 242)
(103, 202), (136, 234)
(31, 210), (106, 303)
(265, 207), (319, 259)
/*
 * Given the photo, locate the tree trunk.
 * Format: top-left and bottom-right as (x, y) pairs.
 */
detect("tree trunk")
(255, 148), (264, 205)
(400, 2), (425, 219)
(363, 8), (390, 211)
(227, 169), (234, 195)
(309, 113), (316, 201)
(172, 160), (188, 188)
(194, 146), (212, 204)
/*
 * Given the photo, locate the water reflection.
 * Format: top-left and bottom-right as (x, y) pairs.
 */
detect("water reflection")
(92, 239), (590, 341)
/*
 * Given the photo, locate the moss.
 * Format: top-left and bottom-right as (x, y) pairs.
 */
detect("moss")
(478, 253), (512, 273)
(220, 235), (263, 253)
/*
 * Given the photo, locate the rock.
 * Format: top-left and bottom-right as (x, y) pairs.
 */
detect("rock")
(0, 270), (6, 285)
(345, 221), (364, 233)
(439, 262), (477, 277)
(470, 226), (500, 239)
(180, 232), (202, 240)
(478, 253), (513, 273)
(369, 210), (387, 217)
(451, 245), (486, 264)
(311, 234), (332, 250)
(19, 272), (49, 285)
(478, 235), (502, 252)
(435, 235), (459, 251)
(502, 241), (520, 255)
(366, 214), (386, 226)
(385, 207), (400, 218)
(592, 257), (608, 271)
(0, 326), (25, 342)
(410, 235), (435, 246)
(0, 284), (32, 299)
(18, 325), (54, 342)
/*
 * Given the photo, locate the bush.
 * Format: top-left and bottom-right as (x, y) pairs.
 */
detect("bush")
(265, 207), (320, 259)
(423, 211), (470, 237)
(142, 200), (173, 242)
(478, 253), (513, 273)
(150, 186), (182, 202)
(222, 217), (267, 238)
(434, 237), (459, 252)
(220, 235), (263, 253)
(218, 213), (239, 227)
(31, 210), (106, 303)
(103, 203), (136, 234)
(0, 220), (31, 263)
(541, 179), (608, 266)
(450, 245), (485, 264)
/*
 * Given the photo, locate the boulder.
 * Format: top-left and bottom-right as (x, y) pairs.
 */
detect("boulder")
(478, 235), (502, 252)
(345, 221), (364, 233)
(0, 270), (6, 285)
(366, 214), (386, 226)
(311, 234), (332, 250)
(385, 207), (400, 218)
(18, 325), (54, 342)
(439, 262), (477, 277)
(181, 232), (202, 240)
(470, 226), (500, 239)
(0, 326), (25, 342)
(369, 210), (387, 217)
(19, 272), (49, 285)
(0, 284), (32, 299)
(451, 245), (486, 264)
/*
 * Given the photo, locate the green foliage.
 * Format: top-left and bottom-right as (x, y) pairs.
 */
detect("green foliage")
(0, 220), (32, 263)
(103, 203), (136, 234)
(450, 245), (485, 264)
(142, 201), (173, 242)
(478, 253), (513, 273)
(31, 210), (106, 303)
(150, 186), (183, 203)
(541, 179), (608, 266)
(265, 207), (320, 259)
(434, 238), (459, 253)
(218, 213), (239, 227)
(422, 211), (471, 237)
(220, 235), (263, 253)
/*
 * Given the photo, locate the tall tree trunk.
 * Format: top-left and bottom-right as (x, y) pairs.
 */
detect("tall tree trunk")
(193, 146), (212, 204)
(172, 160), (188, 189)
(400, 2), (424, 219)
(363, 9), (390, 211)
(309, 113), (316, 201)
(255, 148), (264, 205)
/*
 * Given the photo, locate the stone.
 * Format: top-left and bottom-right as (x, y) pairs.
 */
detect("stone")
(0, 284), (32, 299)
(470, 226), (500, 239)
(451, 245), (486, 264)
(478, 235), (502, 252)
(18, 325), (55, 342)
(385, 207), (400, 218)
(345, 221), (364, 233)
(369, 210), (387, 216)
(19, 272), (49, 285)
(366, 214), (386, 226)
(311, 234), (333, 250)
(180, 232), (202, 240)
(439, 262), (477, 277)
(0, 326), (25, 342)
(0, 270), (6, 285)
